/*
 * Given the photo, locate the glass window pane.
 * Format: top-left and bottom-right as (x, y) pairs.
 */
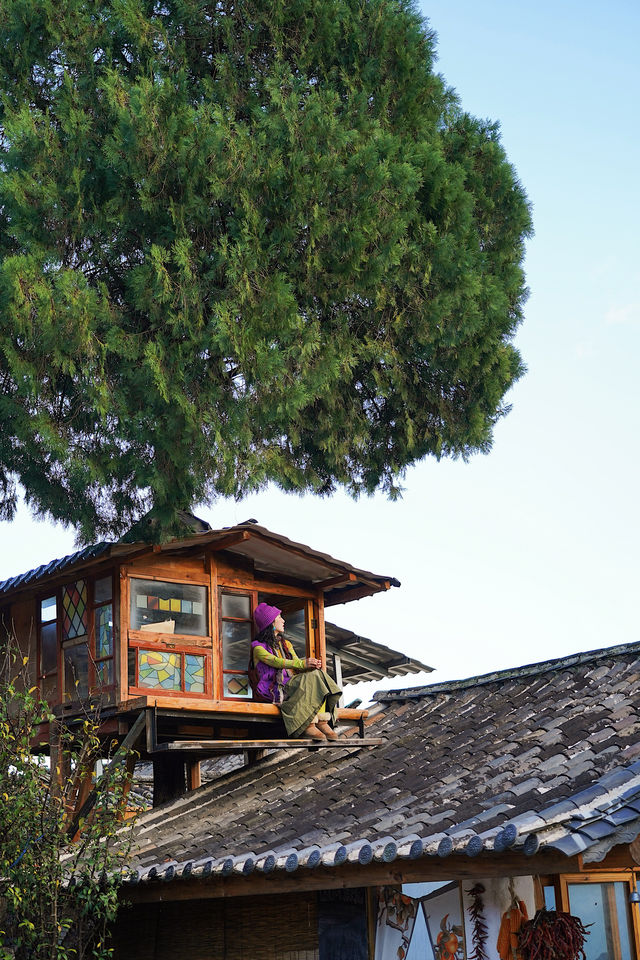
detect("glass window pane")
(282, 607), (306, 659)
(95, 660), (113, 686)
(221, 594), (251, 619)
(64, 642), (89, 700)
(568, 882), (635, 960)
(62, 580), (88, 640)
(42, 673), (58, 701)
(94, 576), (112, 603)
(130, 580), (207, 636)
(222, 620), (252, 670)
(95, 604), (113, 658)
(184, 654), (205, 693)
(40, 622), (58, 674)
(137, 649), (181, 691)
(223, 674), (250, 698)
(41, 596), (56, 623)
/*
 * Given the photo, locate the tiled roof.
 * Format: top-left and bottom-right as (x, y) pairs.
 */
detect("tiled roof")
(120, 640), (640, 885)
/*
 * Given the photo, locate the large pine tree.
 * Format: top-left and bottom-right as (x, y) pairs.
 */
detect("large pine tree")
(0, 0), (532, 540)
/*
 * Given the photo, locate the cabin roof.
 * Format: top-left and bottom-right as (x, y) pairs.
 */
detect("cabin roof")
(0, 521), (399, 606)
(119, 639), (640, 884)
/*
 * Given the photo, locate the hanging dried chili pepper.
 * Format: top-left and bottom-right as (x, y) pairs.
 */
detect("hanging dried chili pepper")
(518, 909), (590, 960)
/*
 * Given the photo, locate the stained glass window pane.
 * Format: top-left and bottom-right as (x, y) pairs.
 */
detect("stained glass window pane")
(62, 580), (88, 640)
(137, 649), (181, 690)
(41, 596), (56, 623)
(222, 620), (252, 670)
(130, 580), (207, 636)
(64, 642), (89, 700)
(184, 654), (205, 693)
(221, 594), (251, 619)
(94, 576), (112, 603)
(96, 660), (113, 686)
(95, 604), (113, 658)
(40, 622), (58, 674)
(224, 674), (250, 698)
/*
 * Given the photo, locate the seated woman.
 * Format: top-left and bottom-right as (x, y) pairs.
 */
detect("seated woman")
(251, 603), (342, 741)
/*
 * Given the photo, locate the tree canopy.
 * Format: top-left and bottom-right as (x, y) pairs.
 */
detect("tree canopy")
(0, 0), (532, 541)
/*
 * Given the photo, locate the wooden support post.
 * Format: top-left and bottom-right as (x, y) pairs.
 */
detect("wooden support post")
(188, 760), (201, 790)
(332, 652), (344, 706)
(49, 723), (71, 798)
(66, 709), (146, 838)
(153, 754), (187, 807)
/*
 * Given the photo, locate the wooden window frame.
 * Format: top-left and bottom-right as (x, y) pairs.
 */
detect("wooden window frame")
(219, 587), (258, 702)
(38, 573), (116, 706)
(37, 594), (60, 704)
(558, 871), (640, 960)
(128, 636), (211, 698)
(217, 587), (317, 702)
(126, 575), (212, 699)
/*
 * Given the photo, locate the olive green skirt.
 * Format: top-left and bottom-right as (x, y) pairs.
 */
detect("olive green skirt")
(281, 670), (341, 737)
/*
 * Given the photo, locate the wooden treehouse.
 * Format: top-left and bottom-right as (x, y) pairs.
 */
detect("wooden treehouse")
(0, 516), (430, 806)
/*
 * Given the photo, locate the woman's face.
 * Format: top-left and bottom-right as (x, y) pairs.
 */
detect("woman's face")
(273, 614), (285, 633)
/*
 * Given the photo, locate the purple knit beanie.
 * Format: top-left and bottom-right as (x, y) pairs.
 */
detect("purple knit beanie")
(254, 603), (281, 633)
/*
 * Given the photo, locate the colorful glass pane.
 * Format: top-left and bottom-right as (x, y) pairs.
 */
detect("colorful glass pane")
(224, 674), (250, 698)
(184, 654), (205, 693)
(95, 604), (113, 658)
(62, 580), (87, 640)
(96, 660), (113, 686)
(137, 649), (181, 690)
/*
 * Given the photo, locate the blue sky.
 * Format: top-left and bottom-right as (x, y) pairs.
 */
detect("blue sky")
(1, 1), (638, 694)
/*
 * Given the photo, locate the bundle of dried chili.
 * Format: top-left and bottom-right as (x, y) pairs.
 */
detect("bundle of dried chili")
(497, 897), (529, 960)
(466, 883), (489, 960)
(518, 909), (590, 960)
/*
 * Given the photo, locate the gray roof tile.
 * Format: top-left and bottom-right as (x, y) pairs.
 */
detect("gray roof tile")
(121, 641), (640, 882)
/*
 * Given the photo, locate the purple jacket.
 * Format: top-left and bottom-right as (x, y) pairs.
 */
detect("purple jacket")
(250, 638), (305, 703)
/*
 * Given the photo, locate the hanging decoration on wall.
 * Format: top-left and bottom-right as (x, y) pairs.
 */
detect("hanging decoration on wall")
(422, 882), (466, 960)
(497, 883), (529, 960)
(375, 887), (419, 960)
(517, 910), (590, 960)
(465, 883), (488, 960)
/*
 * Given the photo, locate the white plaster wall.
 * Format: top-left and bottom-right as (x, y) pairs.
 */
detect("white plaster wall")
(460, 876), (536, 960)
(404, 876), (537, 960)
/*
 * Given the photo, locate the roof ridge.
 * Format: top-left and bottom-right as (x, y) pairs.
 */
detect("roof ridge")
(373, 639), (640, 700)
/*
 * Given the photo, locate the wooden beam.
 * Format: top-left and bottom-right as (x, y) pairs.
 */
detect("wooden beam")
(122, 851), (584, 904)
(116, 696), (366, 721)
(160, 531), (250, 554)
(324, 584), (388, 607)
(150, 737), (383, 755)
(316, 574), (357, 591)
(65, 710), (147, 839)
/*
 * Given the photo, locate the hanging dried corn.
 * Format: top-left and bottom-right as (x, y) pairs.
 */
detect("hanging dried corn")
(497, 897), (529, 960)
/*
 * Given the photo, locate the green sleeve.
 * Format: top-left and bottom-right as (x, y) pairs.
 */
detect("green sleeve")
(253, 643), (306, 671)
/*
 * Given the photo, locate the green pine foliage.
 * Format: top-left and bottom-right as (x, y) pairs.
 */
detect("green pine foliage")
(0, 0), (532, 541)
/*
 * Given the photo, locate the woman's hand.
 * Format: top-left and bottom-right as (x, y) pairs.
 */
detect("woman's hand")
(305, 657), (322, 670)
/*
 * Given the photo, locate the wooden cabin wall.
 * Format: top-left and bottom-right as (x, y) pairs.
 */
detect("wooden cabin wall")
(1, 597), (38, 688)
(121, 550), (325, 706)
